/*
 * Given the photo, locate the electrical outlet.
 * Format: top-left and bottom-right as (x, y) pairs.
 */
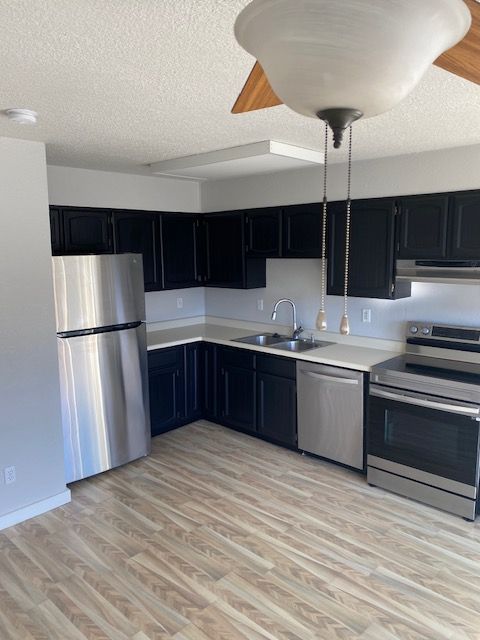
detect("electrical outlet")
(362, 308), (372, 323)
(257, 299), (264, 311)
(4, 466), (16, 485)
(176, 297), (183, 309)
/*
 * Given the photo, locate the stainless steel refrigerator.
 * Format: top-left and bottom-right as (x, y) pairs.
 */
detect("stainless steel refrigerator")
(52, 254), (151, 483)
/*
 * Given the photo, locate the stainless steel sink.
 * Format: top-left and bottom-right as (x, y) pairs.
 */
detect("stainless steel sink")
(233, 333), (289, 346)
(272, 339), (334, 353)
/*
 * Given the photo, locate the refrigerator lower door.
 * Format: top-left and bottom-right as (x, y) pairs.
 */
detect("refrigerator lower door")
(58, 323), (150, 483)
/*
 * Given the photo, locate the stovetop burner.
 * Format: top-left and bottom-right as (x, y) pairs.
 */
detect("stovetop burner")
(371, 321), (480, 404)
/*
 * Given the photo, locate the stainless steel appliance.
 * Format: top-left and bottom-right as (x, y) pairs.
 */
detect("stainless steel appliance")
(297, 362), (365, 470)
(396, 259), (480, 284)
(52, 254), (151, 483)
(368, 321), (480, 520)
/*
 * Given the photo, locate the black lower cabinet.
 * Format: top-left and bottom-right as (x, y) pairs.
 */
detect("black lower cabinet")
(256, 355), (297, 447)
(218, 347), (256, 434)
(203, 343), (218, 421)
(185, 342), (203, 422)
(148, 343), (298, 450)
(148, 347), (185, 436)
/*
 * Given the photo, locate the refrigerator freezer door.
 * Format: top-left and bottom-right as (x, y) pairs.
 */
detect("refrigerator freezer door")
(58, 323), (150, 483)
(52, 254), (145, 333)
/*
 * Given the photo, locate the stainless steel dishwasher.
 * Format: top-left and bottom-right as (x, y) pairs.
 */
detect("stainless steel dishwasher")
(297, 362), (365, 470)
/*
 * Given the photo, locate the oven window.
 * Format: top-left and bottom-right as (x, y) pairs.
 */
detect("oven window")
(369, 394), (480, 486)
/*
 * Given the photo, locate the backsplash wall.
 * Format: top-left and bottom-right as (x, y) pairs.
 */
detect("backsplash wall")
(205, 259), (480, 341)
(146, 288), (205, 324)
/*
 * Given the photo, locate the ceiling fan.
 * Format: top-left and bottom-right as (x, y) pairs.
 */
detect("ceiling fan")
(231, 0), (479, 335)
(232, 0), (479, 126)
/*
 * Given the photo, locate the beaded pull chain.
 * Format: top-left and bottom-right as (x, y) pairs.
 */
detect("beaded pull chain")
(316, 122), (329, 331)
(339, 126), (353, 336)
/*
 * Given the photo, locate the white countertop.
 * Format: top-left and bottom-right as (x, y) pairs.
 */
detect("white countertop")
(147, 323), (397, 372)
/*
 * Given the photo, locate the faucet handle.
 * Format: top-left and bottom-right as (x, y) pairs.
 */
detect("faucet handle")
(292, 325), (304, 340)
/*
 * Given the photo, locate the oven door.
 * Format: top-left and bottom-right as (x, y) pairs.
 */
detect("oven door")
(368, 385), (480, 493)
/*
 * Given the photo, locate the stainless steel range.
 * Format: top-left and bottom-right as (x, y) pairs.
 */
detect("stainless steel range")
(368, 322), (480, 520)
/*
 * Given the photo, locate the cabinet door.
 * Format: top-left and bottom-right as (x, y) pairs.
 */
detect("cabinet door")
(246, 208), (282, 257)
(218, 347), (256, 433)
(185, 342), (203, 422)
(161, 214), (201, 288)
(49, 207), (63, 254)
(257, 373), (297, 447)
(113, 211), (160, 291)
(148, 348), (185, 436)
(398, 195), (449, 259)
(62, 208), (113, 254)
(204, 213), (245, 287)
(203, 343), (218, 421)
(282, 204), (322, 257)
(449, 192), (480, 259)
(328, 198), (409, 299)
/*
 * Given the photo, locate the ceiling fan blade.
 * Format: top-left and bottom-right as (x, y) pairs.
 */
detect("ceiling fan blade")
(231, 61), (283, 113)
(434, 0), (480, 84)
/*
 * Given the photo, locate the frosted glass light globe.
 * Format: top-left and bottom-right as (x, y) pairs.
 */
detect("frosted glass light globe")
(235, 0), (471, 121)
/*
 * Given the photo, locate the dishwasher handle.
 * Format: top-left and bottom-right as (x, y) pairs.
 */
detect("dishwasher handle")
(299, 370), (360, 385)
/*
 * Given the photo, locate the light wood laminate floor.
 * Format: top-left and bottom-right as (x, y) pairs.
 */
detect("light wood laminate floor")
(1, 421), (480, 640)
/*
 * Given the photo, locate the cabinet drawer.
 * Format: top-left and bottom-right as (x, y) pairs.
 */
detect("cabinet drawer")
(148, 346), (183, 370)
(256, 354), (296, 379)
(219, 346), (255, 370)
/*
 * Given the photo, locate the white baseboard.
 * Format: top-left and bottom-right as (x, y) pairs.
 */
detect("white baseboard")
(0, 488), (71, 532)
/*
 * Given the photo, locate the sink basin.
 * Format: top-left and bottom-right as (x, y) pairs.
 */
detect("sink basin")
(233, 333), (289, 346)
(272, 339), (334, 353)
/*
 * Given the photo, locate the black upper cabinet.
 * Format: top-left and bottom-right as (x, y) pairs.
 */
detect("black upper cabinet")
(218, 347), (256, 433)
(49, 207), (63, 255)
(62, 208), (113, 254)
(148, 347), (185, 436)
(328, 198), (411, 300)
(398, 195), (450, 259)
(245, 208), (282, 258)
(282, 204), (322, 258)
(204, 212), (266, 289)
(113, 211), (160, 291)
(450, 192), (480, 259)
(161, 214), (201, 289)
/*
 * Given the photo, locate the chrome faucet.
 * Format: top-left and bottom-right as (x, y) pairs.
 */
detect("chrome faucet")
(271, 298), (303, 339)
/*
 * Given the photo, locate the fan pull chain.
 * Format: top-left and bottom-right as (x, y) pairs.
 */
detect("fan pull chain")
(316, 122), (329, 331)
(339, 126), (353, 336)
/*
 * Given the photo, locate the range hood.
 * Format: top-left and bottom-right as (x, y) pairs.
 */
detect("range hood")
(397, 260), (480, 285)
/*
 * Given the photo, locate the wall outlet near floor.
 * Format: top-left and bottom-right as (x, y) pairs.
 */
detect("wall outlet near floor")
(362, 308), (372, 324)
(4, 466), (16, 485)
(257, 299), (264, 311)
(176, 297), (183, 309)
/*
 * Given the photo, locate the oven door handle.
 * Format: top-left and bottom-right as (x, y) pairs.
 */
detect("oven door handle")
(370, 387), (480, 418)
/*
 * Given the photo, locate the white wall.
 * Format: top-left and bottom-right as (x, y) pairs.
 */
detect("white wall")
(202, 144), (480, 210)
(202, 144), (480, 341)
(47, 165), (206, 323)
(48, 165), (201, 212)
(205, 260), (480, 341)
(0, 138), (68, 523)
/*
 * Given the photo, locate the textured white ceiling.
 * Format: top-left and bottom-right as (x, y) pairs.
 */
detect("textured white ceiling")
(0, 0), (479, 173)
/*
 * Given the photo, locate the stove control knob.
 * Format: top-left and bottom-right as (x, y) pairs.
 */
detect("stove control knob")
(410, 326), (418, 334)
(421, 327), (430, 335)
